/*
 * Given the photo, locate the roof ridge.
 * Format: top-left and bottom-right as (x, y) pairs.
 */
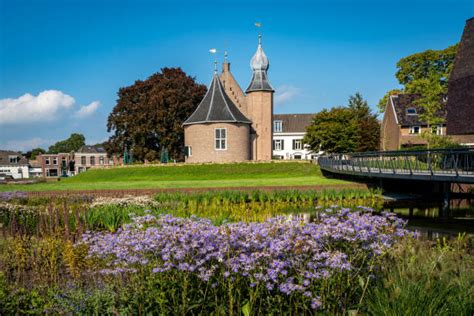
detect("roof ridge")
(216, 72), (237, 121)
(205, 75), (218, 121)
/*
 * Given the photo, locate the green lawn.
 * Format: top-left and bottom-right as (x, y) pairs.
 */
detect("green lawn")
(0, 162), (352, 192)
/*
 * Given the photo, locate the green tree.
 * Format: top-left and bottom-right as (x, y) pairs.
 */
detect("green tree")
(377, 44), (457, 112)
(48, 134), (85, 154)
(349, 93), (380, 152)
(304, 107), (358, 153)
(377, 89), (402, 112)
(395, 44), (457, 87)
(305, 93), (379, 153)
(106, 67), (206, 161)
(25, 148), (46, 160)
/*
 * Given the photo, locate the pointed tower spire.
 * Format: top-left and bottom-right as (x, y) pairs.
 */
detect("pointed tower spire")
(183, 71), (250, 126)
(246, 34), (274, 93)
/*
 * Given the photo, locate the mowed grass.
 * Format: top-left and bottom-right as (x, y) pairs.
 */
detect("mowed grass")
(0, 162), (352, 192)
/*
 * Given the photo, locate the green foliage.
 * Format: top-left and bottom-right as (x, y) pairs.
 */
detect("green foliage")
(395, 44), (458, 87)
(378, 44), (458, 113)
(24, 148), (46, 160)
(348, 92), (380, 152)
(304, 107), (358, 153)
(48, 133), (85, 154)
(0, 188), (382, 234)
(105, 67), (207, 162)
(366, 236), (474, 315)
(0, 197), (472, 314)
(304, 93), (379, 153)
(377, 89), (403, 112)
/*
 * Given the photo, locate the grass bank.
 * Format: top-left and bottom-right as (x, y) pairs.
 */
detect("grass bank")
(0, 162), (352, 192)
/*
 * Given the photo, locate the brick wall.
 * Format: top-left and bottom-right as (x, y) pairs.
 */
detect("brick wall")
(246, 91), (273, 161)
(184, 123), (250, 163)
(446, 18), (474, 137)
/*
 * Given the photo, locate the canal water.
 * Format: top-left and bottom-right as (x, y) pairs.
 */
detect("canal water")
(384, 197), (474, 239)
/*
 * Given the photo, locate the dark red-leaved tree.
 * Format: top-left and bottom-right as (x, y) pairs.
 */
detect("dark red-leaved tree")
(106, 68), (207, 161)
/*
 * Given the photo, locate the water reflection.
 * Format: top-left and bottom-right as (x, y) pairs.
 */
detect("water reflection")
(384, 198), (473, 238)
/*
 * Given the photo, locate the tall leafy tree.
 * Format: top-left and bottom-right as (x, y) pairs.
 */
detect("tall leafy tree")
(304, 93), (379, 153)
(304, 107), (358, 153)
(48, 134), (85, 153)
(348, 93), (380, 152)
(377, 44), (458, 112)
(106, 68), (206, 162)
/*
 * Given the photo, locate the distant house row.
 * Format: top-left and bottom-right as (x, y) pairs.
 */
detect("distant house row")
(0, 146), (116, 180)
(39, 145), (117, 178)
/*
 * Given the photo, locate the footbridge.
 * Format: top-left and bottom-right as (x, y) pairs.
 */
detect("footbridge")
(318, 148), (474, 184)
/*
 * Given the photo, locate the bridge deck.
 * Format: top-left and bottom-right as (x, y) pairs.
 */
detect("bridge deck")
(318, 149), (474, 184)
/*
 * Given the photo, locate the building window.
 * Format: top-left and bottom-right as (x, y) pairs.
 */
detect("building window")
(406, 108), (417, 115)
(409, 126), (421, 134)
(273, 120), (283, 133)
(292, 139), (303, 150)
(294, 154), (302, 160)
(185, 146), (192, 157)
(45, 158), (50, 165)
(46, 169), (58, 177)
(53, 158), (58, 165)
(90, 156), (96, 165)
(215, 128), (227, 150)
(99, 156), (104, 165)
(81, 156), (86, 165)
(9, 156), (18, 164)
(273, 139), (284, 151)
(432, 125), (443, 135)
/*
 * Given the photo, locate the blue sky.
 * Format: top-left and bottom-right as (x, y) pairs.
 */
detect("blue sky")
(0, 0), (472, 151)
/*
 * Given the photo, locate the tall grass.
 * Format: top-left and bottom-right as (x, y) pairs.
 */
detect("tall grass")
(0, 188), (382, 236)
(366, 235), (474, 315)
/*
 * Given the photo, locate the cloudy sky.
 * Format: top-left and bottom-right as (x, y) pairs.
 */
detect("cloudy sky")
(0, 0), (472, 151)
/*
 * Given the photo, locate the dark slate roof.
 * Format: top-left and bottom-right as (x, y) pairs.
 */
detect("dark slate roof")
(77, 145), (107, 154)
(183, 73), (251, 125)
(0, 150), (28, 165)
(273, 114), (315, 133)
(390, 94), (447, 127)
(246, 71), (274, 93)
(450, 18), (474, 81)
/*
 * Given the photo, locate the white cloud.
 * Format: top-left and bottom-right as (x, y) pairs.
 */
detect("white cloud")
(74, 101), (100, 118)
(274, 85), (302, 106)
(0, 137), (52, 152)
(0, 90), (75, 125)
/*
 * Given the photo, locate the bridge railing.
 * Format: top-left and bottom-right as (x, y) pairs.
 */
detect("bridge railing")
(318, 148), (474, 178)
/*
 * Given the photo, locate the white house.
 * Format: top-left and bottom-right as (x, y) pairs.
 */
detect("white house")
(272, 114), (322, 160)
(0, 150), (29, 180)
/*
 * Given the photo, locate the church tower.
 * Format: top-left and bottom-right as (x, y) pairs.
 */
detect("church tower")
(245, 35), (274, 161)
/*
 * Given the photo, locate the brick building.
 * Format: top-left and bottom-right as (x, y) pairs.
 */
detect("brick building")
(183, 35), (274, 163)
(74, 145), (115, 174)
(38, 153), (75, 177)
(446, 17), (474, 145)
(380, 94), (447, 151)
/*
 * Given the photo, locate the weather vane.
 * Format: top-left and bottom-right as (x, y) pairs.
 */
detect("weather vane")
(209, 48), (217, 72)
(255, 22), (262, 43)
